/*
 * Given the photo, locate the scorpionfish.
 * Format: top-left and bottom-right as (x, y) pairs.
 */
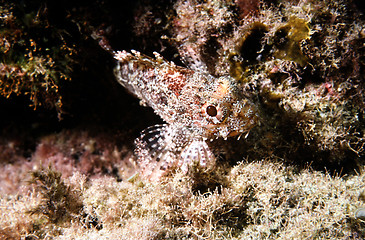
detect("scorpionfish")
(114, 50), (258, 179)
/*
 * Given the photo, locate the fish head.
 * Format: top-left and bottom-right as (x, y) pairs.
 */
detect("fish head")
(198, 76), (259, 139)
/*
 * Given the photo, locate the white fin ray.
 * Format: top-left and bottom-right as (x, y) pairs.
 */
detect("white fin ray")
(180, 140), (215, 173)
(135, 124), (179, 179)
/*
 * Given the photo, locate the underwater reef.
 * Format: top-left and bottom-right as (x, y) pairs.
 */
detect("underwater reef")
(1, 0), (365, 239)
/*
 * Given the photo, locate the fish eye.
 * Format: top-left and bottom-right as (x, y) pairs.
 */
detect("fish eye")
(202, 103), (223, 122)
(206, 105), (217, 117)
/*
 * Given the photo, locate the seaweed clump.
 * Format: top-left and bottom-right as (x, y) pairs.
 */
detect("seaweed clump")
(26, 167), (102, 238)
(28, 167), (84, 224)
(0, 1), (77, 115)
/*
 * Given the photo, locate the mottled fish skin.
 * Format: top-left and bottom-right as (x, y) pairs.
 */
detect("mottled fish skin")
(114, 50), (258, 178)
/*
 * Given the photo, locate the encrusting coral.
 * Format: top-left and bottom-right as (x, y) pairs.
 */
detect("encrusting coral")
(0, 0), (365, 239)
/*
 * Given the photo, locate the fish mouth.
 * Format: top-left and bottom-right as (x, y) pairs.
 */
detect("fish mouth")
(203, 123), (242, 140)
